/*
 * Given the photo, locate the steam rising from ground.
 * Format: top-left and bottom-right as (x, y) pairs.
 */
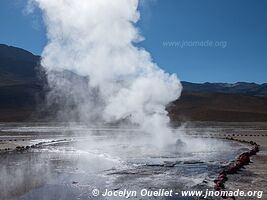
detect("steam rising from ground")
(30, 0), (182, 144)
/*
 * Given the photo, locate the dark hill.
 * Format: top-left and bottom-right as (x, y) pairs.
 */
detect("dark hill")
(0, 44), (44, 121)
(0, 44), (267, 122)
(168, 92), (267, 122)
(0, 44), (40, 82)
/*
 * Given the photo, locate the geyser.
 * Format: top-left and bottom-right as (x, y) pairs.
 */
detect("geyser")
(30, 0), (182, 143)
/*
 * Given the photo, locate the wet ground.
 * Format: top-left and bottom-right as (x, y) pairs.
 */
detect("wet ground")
(0, 123), (252, 200)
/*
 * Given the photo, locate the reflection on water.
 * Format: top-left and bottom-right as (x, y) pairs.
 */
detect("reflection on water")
(0, 123), (248, 200)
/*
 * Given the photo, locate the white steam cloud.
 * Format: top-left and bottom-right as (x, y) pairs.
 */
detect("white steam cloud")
(31, 0), (182, 144)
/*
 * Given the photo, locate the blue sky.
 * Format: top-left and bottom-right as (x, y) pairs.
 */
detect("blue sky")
(0, 0), (266, 83)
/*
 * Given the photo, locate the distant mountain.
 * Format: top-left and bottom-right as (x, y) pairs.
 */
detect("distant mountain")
(0, 44), (45, 121)
(168, 92), (267, 122)
(0, 44), (41, 84)
(0, 44), (267, 122)
(181, 81), (267, 97)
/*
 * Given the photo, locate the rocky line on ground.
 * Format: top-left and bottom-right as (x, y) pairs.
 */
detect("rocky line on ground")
(213, 137), (260, 200)
(0, 139), (69, 154)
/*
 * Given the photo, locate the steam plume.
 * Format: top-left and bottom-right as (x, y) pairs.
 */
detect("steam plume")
(31, 0), (182, 142)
